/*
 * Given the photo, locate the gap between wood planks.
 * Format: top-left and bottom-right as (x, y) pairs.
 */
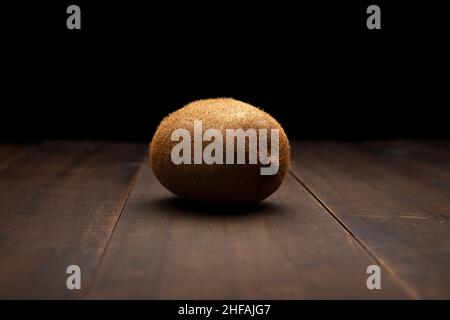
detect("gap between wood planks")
(84, 156), (148, 297)
(288, 170), (419, 299)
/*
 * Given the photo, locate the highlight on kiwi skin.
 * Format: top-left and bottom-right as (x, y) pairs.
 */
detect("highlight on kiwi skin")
(150, 98), (291, 205)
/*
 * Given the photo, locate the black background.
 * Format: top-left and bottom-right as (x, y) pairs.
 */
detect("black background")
(2, 1), (449, 142)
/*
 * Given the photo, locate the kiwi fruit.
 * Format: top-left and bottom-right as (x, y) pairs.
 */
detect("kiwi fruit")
(150, 98), (290, 205)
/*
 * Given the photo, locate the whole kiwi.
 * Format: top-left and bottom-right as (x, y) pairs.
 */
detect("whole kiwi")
(150, 98), (290, 205)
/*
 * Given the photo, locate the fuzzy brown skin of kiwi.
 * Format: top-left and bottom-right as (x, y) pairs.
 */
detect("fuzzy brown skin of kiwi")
(150, 98), (291, 205)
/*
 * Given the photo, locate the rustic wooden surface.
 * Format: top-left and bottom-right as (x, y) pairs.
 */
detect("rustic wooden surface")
(0, 141), (145, 298)
(290, 141), (450, 299)
(0, 140), (449, 299)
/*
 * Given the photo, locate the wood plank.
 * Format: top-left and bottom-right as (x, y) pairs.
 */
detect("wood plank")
(0, 141), (145, 298)
(364, 140), (450, 193)
(290, 141), (450, 299)
(89, 161), (408, 299)
(0, 144), (34, 171)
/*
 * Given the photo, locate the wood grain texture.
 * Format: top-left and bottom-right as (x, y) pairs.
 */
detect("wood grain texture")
(89, 160), (408, 299)
(0, 144), (34, 172)
(3, 140), (447, 299)
(290, 141), (450, 299)
(0, 141), (145, 298)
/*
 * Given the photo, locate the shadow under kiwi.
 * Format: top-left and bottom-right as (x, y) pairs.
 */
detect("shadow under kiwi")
(147, 196), (285, 218)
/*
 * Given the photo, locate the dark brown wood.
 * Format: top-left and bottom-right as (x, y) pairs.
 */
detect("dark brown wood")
(290, 141), (450, 299)
(0, 141), (145, 298)
(3, 140), (448, 299)
(0, 144), (34, 172)
(89, 161), (408, 299)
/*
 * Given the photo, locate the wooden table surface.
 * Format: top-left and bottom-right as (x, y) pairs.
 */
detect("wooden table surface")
(0, 140), (449, 299)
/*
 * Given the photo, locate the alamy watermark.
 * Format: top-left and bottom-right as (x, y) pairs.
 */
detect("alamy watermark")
(65, 5), (381, 31)
(366, 264), (381, 290)
(66, 265), (81, 290)
(170, 121), (280, 175)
